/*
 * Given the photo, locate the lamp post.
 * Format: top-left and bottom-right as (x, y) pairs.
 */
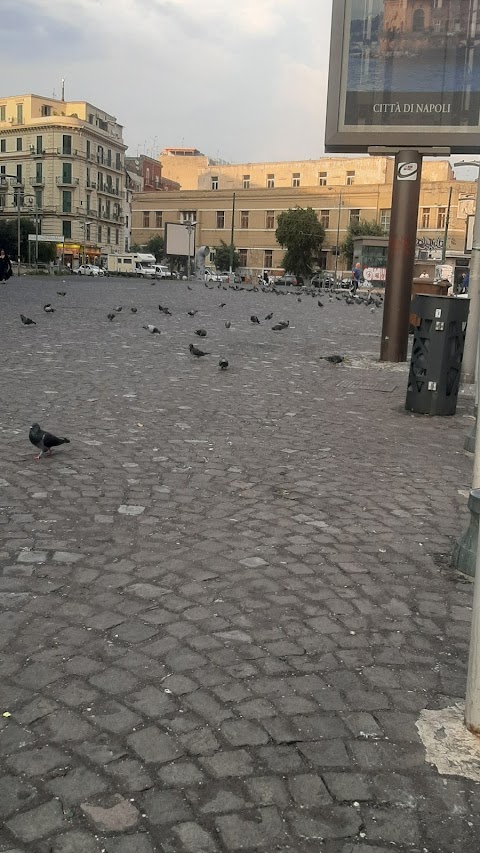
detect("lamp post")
(334, 190), (343, 282)
(456, 162), (480, 384)
(185, 220), (197, 281)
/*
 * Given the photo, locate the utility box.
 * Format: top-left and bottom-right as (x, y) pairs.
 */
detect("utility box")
(405, 295), (469, 416)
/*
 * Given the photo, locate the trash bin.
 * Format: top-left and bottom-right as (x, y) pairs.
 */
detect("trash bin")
(405, 294), (469, 416)
(409, 277), (450, 330)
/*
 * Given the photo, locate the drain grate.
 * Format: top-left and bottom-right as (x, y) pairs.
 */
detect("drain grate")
(337, 379), (399, 393)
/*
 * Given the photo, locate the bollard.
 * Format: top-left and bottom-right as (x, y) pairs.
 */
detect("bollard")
(464, 405), (478, 455)
(452, 488), (480, 580)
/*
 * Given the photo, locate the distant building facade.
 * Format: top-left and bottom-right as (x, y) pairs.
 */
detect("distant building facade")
(0, 93), (126, 264)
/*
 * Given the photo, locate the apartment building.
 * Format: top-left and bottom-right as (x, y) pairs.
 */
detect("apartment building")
(132, 157), (476, 276)
(0, 93), (127, 263)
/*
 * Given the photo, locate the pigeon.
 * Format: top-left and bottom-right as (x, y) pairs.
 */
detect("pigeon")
(318, 301), (324, 307)
(20, 314), (36, 325)
(57, 291), (66, 296)
(219, 303), (226, 308)
(29, 423), (70, 460)
(195, 329), (207, 337)
(272, 323), (286, 331)
(43, 304), (55, 313)
(320, 355), (344, 364)
(219, 358), (229, 370)
(370, 306), (376, 313)
(250, 315), (260, 324)
(225, 321), (231, 329)
(265, 312), (273, 320)
(278, 320), (290, 329)
(107, 313), (115, 321)
(114, 306), (122, 312)
(143, 324), (161, 334)
(297, 298), (302, 303)
(131, 307), (137, 313)
(159, 305), (172, 315)
(189, 344), (210, 357)
(187, 285), (192, 291)
(187, 310), (198, 317)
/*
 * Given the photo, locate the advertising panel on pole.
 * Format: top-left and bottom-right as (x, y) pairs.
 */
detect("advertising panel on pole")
(165, 222), (194, 257)
(326, 0), (480, 153)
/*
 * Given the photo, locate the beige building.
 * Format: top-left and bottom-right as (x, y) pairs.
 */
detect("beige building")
(0, 93), (127, 263)
(133, 155), (476, 276)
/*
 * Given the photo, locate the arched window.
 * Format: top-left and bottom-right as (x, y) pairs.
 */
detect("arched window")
(412, 8), (425, 31)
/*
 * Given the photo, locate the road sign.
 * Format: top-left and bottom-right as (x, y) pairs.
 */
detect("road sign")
(28, 235), (64, 242)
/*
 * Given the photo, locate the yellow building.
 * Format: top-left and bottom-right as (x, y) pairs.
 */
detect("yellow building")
(133, 155), (475, 277)
(0, 93), (127, 262)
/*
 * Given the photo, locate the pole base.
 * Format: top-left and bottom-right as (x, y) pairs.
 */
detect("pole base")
(452, 488), (480, 579)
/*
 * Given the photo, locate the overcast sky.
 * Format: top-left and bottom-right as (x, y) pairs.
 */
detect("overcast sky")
(3, 0), (332, 163)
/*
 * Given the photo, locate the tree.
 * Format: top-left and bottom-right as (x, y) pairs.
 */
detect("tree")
(145, 235), (165, 261)
(275, 207), (325, 278)
(340, 219), (386, 267)
(0, 217), (57, 261)
(214, 239), (240, 271)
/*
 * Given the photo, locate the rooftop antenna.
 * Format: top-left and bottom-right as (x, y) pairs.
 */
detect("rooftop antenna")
(61, 78), (65, 102)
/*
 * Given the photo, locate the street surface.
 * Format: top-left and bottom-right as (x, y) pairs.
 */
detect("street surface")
(0, 275), (478, 852)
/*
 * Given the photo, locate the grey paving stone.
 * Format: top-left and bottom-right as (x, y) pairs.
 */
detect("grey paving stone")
(47, 766), (108, 805)
(220, 719), (270, 746)
(288, 774), (333, 807)
(102, 836), (155, 853)
(128, 726), (183, 763)
(81, 796), (139, 831)
(40, 831), (102, 853)
(157, 761), (205, 786)
(6, 799), (66, 842)
(0, 775), (37, 819)
(290, 806), (362, 840)
(6, 745), (70, 777)
(201, 749), (254, 777)
(141, 789), (193, 824)
(105, 758), (154, 792)
(216, 807), (287, 850)
(245, 776), (290, 806)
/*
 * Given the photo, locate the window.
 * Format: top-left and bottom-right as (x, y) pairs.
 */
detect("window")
(35, 162), (43, 183)
(211, 176), (219, 190)
(240, 211), (249, 229)
(155, 211), (163, 228)
(36, 135), (43, 155)
(62, 190), (72, 213)
(0, 106), (5, 122)
(380, 208), (391, 229)
(16, 104), (23, 124)
(115, 177), (120, 194)
(97, 145), (104, 164)
(0, 193), (5, 208)
(0, 139), (5, 153)
(346, 170), (355, 185)
(264, 249), (273, 267)
(16, 164), (23, 183)
(292, 172), (300, 188)
(35, 189), (42, 209)
(239, 248), (248, 266)
(349, 208), (360, 224)
(243, 174), (250, 189)
(266, 210), (275, 229)
(98, 172), (103, 191)
(97, 225), (102, 243)
(107, 150), (112, 167)
(116, 152), (121, 170)
(181, 210), (196, 223)
(16, 137), (22, 151)
(62, 220), (72, 239)
(62, 162), (72, 183)
(216, 210), (225, 229)
(320, 209), (330, 229)
(107, 226), (111, 243)
(63, 135), (72, 155)
(146, 168), (150, 186)
(267, 174), (275, 189)
(41, 104), (52, 117)
(115, 228), (119, 245)
(318, 171), (327, 186)
(421, 207), (430, 228)
(86, 140), (91, 159)
(437, 207), (447, 229)
(412, 8), (425, 31)
(143, 211), (150, 228)
(86, 223), (91, 241)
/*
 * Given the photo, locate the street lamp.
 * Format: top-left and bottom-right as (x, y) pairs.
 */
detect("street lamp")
(456, 161), (480, 385)
(334, 190), (343, 282)
(185, 220), (197, 281)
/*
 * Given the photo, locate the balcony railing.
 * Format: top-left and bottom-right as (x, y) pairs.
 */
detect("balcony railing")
(57, 148), (78, 157)
(29, 176), (45, 186)
(86, 180), (97, 189)
(56, 176), (80, 186)
(98, 184), (122, 197)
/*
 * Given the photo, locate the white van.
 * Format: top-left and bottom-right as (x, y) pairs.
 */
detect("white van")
(154, 264), (172, 279)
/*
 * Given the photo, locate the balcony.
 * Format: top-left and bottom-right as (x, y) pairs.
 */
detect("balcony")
(56, 176), (80, 187)
(29, 176), (45, 187)
(98, 184), (122, 197)
(57, 147), (78, 157)
(86, 180), (97, 189)
(29, 146), (46, 157)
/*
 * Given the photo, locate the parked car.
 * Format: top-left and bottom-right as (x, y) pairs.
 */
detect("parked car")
(154, 264), (172, 279)
(275, 274), (298, 286)
(205, 269), (222, 282)
(135, 263), (156, 277)
(75, 264), (105, 276)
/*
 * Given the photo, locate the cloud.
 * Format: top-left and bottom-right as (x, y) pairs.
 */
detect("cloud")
(1, 0), (334, 162)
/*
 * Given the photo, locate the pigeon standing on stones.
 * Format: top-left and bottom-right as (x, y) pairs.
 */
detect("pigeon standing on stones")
(187, 310), (198, 317)
(189, 344), (210, 357)
(250, 315), (260, 324)
(265, 312), (273, 320)
(131, 307), (137, 313)
(143, 324), (161, 334)
(114, 306), (123, 312)
(195, 329), (207, 337)
(20, 314), (36, 325)
(107, 313), (115, 321)
(219, 359), (229, 370)
(318, 301), (324, 307)
(43, 304), (55, 313)
(57, 291), (66, 296)
(29, 423), (70, 460)
(320, 355), (344, 364)
(225, 321), (231, 329)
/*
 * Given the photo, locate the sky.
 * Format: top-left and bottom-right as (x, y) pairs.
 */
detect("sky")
(2, 0), (333, 164)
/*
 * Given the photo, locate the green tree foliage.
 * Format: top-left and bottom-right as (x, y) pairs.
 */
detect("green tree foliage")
(213, 240), (240, 271)
(145, 235), (165, 261)
(275, 207), (325, 278)
(0, 217), (57, 261)
(340, 219), (386, 267)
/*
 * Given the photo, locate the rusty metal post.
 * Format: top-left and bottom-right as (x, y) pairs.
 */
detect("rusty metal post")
(380, 150), (423, 362)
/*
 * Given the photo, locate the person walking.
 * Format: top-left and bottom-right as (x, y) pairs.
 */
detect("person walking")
(351, 262), (361, 295)
(0, 249), (12, 282)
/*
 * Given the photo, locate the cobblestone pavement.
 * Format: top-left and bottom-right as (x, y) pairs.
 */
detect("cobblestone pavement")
(0, 276), (478, 853)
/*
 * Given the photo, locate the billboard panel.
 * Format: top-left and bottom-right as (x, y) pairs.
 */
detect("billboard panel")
(326, 0), (480, 152)
(165, 222), (195, 257)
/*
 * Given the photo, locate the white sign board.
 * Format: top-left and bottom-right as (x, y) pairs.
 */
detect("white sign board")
(363, 267), (386, 282)
(466, 215), (475, 252)
(28, 234), (64, 242)
(165, 222), (195, 257)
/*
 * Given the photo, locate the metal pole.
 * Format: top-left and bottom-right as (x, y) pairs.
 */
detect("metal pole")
(441, 186), (452, 265)
(187, 225), (191, 281)
(466, 436), (480, 731)
(35, 211), (39, 269)
(334, 190), (342, 281)
(380, 150), (423, 362)
(17, 195), (21, 276)
(459, 162), (480, 384)
(229, 192), (236, 276)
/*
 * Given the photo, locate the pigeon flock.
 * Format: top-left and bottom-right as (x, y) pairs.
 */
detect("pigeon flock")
(18, 276), (383, 460)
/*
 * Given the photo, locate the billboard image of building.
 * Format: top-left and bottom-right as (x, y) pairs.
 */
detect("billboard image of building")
(326, 0), (480, 151)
